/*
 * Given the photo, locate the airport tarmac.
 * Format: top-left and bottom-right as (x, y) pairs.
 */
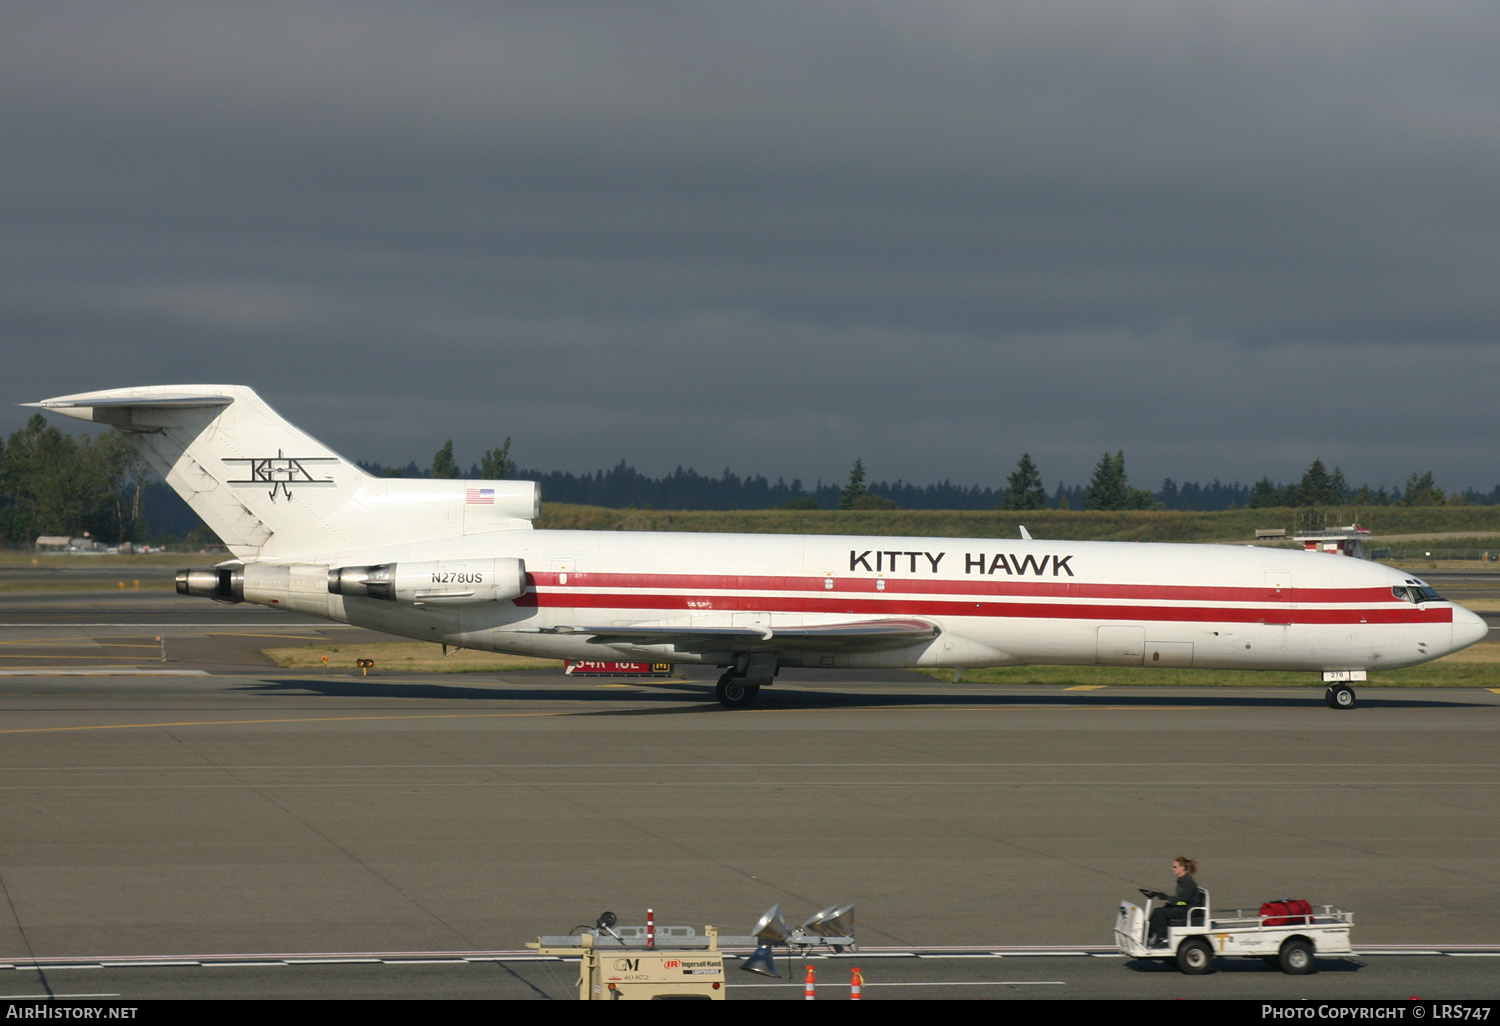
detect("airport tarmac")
(1, 566), (1498, 999)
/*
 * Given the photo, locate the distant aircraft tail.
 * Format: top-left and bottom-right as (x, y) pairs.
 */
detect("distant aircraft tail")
(28, 386), (537, 561)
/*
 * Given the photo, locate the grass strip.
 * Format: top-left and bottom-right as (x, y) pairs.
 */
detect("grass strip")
(263, 641), (563, 673)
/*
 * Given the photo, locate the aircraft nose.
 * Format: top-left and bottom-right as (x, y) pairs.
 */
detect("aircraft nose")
(1452, 604), (1490, 651)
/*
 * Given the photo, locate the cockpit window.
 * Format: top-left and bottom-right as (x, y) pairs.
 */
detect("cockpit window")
(1394, 580), (1444, 604)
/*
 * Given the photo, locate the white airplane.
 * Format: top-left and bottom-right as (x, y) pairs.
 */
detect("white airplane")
(30, 385), (1489, 709)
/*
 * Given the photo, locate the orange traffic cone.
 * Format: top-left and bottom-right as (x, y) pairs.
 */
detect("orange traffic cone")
(850, 966), (863, 1000)
(804, 964), (816, 1000)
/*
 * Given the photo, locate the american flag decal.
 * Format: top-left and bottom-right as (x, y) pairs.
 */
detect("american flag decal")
(466, 488), (495, 504)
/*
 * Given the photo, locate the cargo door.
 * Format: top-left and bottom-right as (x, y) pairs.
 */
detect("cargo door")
(1097, 625), (1145, 666)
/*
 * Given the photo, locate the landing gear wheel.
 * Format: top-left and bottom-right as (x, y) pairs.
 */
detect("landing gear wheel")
(1278, 938), (1315, 975)
(1176, 937), (1213, 975)
(715, 675), (760, 708)
(1325, 684), (1357, 710)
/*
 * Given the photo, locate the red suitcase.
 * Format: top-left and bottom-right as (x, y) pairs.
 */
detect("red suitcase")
(1260, 899), (1312, 926)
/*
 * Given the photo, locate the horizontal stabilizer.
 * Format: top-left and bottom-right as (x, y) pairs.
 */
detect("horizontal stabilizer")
(26, 392), (235, 414)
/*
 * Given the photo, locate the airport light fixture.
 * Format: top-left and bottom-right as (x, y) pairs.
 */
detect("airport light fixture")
(737, 902), (857, 978)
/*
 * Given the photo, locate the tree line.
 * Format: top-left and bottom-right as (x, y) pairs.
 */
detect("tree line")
(0, 415), (149, 545)
(376, 439), (1488, 515)
(4, 418), (1494, 546)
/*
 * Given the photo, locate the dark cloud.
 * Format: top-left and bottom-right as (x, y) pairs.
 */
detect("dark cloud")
(6, 2), (1500, 494)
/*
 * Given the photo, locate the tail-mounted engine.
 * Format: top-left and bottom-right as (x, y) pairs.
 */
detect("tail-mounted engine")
(327, 558), (527, 604)
(176, 567), (245, 603)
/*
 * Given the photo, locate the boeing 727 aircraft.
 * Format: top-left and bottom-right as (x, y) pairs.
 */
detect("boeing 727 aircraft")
(30, 386), (1489, 708)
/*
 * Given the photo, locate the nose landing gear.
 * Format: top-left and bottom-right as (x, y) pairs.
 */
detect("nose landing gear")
(1325, 684), (1357, 710)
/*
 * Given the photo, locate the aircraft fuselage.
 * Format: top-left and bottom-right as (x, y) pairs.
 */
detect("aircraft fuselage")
(255, 528), (1485, 674)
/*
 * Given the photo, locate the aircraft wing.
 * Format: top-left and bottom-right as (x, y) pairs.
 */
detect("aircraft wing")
(542, 617), (938, 650)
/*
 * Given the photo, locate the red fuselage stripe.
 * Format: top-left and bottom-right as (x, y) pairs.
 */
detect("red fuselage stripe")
(521, 571), (1399, 604)
(513, 579), (1450, 626)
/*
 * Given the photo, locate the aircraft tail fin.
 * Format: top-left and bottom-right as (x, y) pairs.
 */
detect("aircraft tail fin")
(28, 386), (537, 561)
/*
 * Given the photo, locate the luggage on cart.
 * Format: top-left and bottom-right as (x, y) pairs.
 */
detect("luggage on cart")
(1260, 899), (1312, 927)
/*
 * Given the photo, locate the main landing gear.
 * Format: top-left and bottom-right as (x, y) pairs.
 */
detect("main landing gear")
(715, 673), (763, 708)
(1325, 684), (1357, 710)
(715, 652), (777, 708)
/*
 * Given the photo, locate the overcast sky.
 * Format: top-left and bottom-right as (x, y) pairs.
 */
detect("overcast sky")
(6, 1), (1500, 495)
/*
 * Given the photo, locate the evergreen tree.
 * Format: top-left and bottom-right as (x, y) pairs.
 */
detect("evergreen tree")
(1326, 466), (1349, 505)
(1001, 453), (1047, 510)
(1083, 451), (1128, 510)
(839, 458), (867, 510)
(1297, 458), (1330, 506)
(1157, 478), (1180, 508)
(1401, 471), (1445, 506)
(431, 440), (459, 479)
(1249, 477), (1280, 508)
(1083, 451), (1157, 510)
(480, 439), (513, 480)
